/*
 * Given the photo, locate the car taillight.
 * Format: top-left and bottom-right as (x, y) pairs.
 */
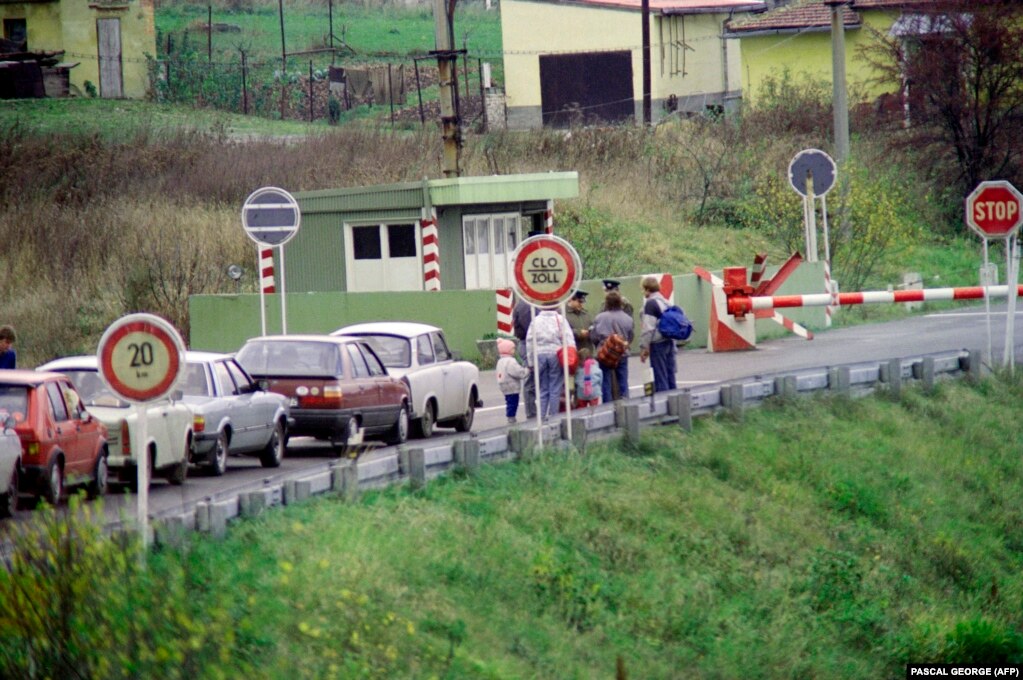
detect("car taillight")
(121, 420), (131, 456)
(21, 439), (39, 458)
(193, 414), (205, 433)
(298, 384), (343, 409)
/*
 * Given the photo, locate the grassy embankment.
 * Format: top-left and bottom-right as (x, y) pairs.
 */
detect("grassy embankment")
(2, 376), (1021, 677)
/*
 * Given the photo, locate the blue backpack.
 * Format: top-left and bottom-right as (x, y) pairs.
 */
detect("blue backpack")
(657, 304), (694, 341)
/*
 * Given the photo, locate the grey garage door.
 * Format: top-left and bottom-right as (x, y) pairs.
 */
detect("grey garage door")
(539, 51), (633, 127)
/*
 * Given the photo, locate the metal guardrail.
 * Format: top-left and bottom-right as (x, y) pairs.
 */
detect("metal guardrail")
(147, 348), (981, 546)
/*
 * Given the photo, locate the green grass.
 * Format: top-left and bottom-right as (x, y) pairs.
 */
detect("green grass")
(0, 98), (322, 139)
(6, 376), (1020, 677)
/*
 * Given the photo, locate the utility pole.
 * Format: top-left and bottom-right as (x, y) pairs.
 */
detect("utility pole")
(826, 0), (850, 162)
(433, 0), (461, 177)
(641, 0), (651, 125)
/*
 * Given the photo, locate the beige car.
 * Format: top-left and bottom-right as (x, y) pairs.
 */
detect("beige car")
(0, 413), (21, 517)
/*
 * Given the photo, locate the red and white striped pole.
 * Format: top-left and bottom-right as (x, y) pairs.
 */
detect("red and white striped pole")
(422, 211), (441, 291)
(496, 288), (514, 336)
(258, 247), (274, 336)
(728, 284), (1023, 316)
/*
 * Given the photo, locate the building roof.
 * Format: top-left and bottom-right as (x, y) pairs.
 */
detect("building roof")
(522, 0), (765, 14)
(726, 0), (939, 34)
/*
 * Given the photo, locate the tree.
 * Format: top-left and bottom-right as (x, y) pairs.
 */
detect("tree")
(862, 0), (1023, 196)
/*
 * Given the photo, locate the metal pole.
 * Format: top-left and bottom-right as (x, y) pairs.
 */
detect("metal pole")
(135, 404), (149, 554)
(278, 244), (287, 334)
(328, 0), (334, 51)
(433, 0), (460, 177)
(414, 59), (425, 125)
(309, 60), (314, 122)
(241, 49), (249, 115)
(829, 1), (850, 162)
(641, 0), (651, 125)
(531, 306), (542, 447)
(983, 238), (993, 364)
(258, 247), (267, 336)
(388, 63), (395, 127)
(805, 175), (818, 262)
(478, 57), (487, 131)
(278, 0), (287, 71)
(561, 301), (572, 442)
(207, 4), (212, 63)
(1004, 236), (1018, 371)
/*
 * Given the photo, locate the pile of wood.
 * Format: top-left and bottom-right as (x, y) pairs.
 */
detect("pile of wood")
(0, 37), (75, 99)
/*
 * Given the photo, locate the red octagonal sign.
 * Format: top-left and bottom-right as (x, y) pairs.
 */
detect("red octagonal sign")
(966, 180), (1023, 240)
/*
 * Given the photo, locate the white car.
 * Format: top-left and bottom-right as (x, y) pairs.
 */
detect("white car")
(0, 413), (20, 517)
(331, 322), (481, 438)
(37, 356), (194, 488)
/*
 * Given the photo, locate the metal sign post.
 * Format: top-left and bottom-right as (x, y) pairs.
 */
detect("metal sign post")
(509, 235), (582, 448)
(965, 180), (1023, 372)
(97, 314), (185, 554)
(242, 187), (302, 335)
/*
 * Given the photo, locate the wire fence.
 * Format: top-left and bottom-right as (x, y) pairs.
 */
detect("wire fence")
(140, 48), (490, 127)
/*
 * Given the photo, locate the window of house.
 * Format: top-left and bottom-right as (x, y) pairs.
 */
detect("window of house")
(3, 19), (27, 48)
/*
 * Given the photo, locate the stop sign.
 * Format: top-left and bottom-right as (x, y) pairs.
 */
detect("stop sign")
(966, 180), (1023, 240)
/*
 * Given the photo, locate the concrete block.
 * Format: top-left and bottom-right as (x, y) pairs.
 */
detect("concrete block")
(453, 437), (481, 471)
(828, 366), (850, 395)
(919, 357), (936, 392)
(154, 513), (193, 548)
(332, 462), (359, 502)
(620, 403), (640, 446)
(774, 375), (797, 399)
(284, 478), (312, 505)
(721, 383), (744, 418)
(884, 358), (902, 397)
(307, 472), (332, 496)
(667, 392), (692, 432)
(567, 416), (588, 453)
(240, 489), (273, 518)
(962, 349), (982, 383)
(357, 454), (399, 483)
(408, 448), (426, 490)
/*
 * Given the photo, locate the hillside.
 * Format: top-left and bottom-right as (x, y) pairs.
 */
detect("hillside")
(2, 376), (1021, 677)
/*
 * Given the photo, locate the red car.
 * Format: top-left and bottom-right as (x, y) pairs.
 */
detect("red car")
(0, 370), (109, 504)
(235, 335), (411, 452)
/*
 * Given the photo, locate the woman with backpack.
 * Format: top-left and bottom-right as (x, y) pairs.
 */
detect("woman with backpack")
(639, 275), (677, 392)
(590, 291), (634, 403)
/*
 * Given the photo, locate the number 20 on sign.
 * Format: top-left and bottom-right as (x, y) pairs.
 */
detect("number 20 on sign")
(98, 313), (185, 404)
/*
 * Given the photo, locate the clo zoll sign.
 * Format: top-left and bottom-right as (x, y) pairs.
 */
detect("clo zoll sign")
(966, 180), (1023, 240)
(511, 234), (582, 307)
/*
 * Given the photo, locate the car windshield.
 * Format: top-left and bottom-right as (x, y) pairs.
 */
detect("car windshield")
(346, 334), (411, 368)
(58, 369), (130, 408)
(236, 340), (343, 377)
(0, 385), (28, 423)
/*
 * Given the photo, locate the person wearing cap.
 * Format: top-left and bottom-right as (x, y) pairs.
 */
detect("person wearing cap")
(599, 279), (634, 317)
(565, 290), (595, 356)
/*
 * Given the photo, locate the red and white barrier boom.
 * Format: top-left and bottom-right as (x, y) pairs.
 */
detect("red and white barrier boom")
(728, 283), (1023, 317)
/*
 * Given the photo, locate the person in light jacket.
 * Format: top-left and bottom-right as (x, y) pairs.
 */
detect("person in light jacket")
(639, 275), (677, 392)
(495, 338), (529, 423)
(525, 307), (575, 420)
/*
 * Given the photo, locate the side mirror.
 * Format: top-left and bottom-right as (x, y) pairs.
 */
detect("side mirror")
(239, 382), (259, 394)
(2, 415), (13, 431)
(170, 389), (184, 402)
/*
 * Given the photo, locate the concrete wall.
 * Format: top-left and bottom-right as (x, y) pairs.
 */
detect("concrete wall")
(739, 9), (899, 106)
(1, 0), (155, 99)
(189, 262), (827, 361)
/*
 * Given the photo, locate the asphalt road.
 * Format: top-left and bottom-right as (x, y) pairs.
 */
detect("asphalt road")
(12, 302), (1023, 523)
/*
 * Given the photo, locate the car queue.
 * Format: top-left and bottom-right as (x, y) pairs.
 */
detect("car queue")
(0, 323), (479, 513)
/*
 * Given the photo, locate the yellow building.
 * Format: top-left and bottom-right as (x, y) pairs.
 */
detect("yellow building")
(500, 0), (767, 129)
(0, 0), (155, 99)
(726, 0), (931, 107)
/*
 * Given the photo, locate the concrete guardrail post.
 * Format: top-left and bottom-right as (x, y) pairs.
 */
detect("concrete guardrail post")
(774, 375), (797, 399)
(397, 445), (409, 475)
(509, 427), (539, 460)
(331, 461), (359, 502)
(884, 358), (902, 397)
(962, 349), (982, 383)
(919, 357), (936, 392)
(239, 490), (268, 518)
(666, 391), (692, 432)
(620, 403), (640, 446)
(829, 366), (850, 395)
(566, 416), (588, 453)
(453, 437), (481, 472)
(721, 383), (744, 419)
(408, 448), (426, 490)
(153, 515), (191, 548)
(284, 479), (312, 505)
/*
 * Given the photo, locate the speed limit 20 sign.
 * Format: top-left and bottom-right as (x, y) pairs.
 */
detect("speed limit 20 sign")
(98, 314), (186, 404)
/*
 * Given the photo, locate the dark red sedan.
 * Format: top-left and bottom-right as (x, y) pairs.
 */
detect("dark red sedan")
(235, 335), (411, 453)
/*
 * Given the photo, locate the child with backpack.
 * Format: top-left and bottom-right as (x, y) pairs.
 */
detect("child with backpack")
(495, 338), (530, 423)
(575, 348), (602, 408)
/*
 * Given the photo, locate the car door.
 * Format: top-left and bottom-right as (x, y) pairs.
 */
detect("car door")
(363, 345), (403, 427)
(411, 333), (445, 418)
(222, 358), (272, 450)
(44, 380), (84, 477)
(345, 343), (382, 428)
(429, 331), (461, 419)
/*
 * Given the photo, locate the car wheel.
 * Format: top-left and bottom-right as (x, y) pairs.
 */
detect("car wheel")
(43, 457), (63, 506)
(0, 466), (18, 518)
(386, 403), (410, 445)
(209, 431), (229, 476)
(413, 401), (435, 439)
(259, 420), (285, 468)
(332, 417), (359, 456)
(454, 389), (477, 433)
(87, 452), (109, 500)
(127, 448), (153, 493)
